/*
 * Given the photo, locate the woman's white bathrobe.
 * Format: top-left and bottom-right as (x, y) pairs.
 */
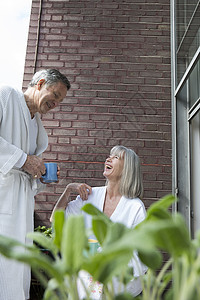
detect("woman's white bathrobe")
(65, 186), (148, 298)
(0, 86), (48, 300)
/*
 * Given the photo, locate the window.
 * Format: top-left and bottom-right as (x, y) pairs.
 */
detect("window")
(171, 0), (200, 236)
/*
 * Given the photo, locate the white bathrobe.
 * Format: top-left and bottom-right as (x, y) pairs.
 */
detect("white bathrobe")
(0, 86), (48, 300)
(66, 186), (148, 298)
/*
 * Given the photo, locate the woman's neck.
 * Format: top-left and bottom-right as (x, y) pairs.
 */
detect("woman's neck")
(103, 181), (122, 218)
(106, 180), (121, 198)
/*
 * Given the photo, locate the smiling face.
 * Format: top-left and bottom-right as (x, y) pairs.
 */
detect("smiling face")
(34, 79), (68, 114)
(103, 152), (124, 181)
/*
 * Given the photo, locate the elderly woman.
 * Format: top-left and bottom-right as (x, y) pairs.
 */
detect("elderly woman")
(51, 145), (147, 297)
(0, 69), (70, 300)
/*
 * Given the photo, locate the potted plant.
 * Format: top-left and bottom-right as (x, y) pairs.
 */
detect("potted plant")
(0, 194), (199, 299)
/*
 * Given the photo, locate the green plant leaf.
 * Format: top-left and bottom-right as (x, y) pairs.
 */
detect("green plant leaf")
(83, 226), (159, 281)
(86, 205), (163, 269)
(43, 278), (68, 300)
(0, 234), (29, 257)
(82, 203), (111, 224)
(35, 225), (52, 238)
(103, 222), (131, 246)
(1, 196), (197, 300)
(92, 212), (162, 269)
(61, 215), (87, 274)
(138, 249), (162, 269)
(106, 224), (162, 269)
(162, 272), (172, 288)
(147, 207), (172, 221)
(52, 210), (65, 250)
(136, 214), (191, 258)
(115, 292), (134, 299)
(82, 247), (133, 284)
(27, 232), (58, 257)
(164, 288), (173, 300)
(156, 215), (191, 257)
(117, 266), (133, 285)
(92, 216), (108, 244)
(0, 234), (63, 283)
(146, 194), (176, 221)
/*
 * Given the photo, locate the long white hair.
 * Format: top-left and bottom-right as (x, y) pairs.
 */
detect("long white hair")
(108, 145), (143, 199)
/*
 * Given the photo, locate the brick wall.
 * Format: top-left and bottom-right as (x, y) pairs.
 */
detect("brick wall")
(23, 0), (171, 227)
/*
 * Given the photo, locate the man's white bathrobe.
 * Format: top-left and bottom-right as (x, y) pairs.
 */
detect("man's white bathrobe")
(0, 86), (48, 300)
(65, 186), (148, 298)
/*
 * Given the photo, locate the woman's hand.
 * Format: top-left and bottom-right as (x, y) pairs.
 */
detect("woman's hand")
(67, 183), (92, 200)
(50, 183), (92, 222)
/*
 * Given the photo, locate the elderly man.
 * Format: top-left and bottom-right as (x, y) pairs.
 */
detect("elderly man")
(0, 69), (70, 300)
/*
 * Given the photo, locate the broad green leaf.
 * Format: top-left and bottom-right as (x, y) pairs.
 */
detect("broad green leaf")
(27, 232), (58, 257)
(156, 215), (191, 257)
(116, 266), (133, 285)
(146, 207), (172, 221)
(43, 278), (68, 300)
(82, 203), (111, 224)
(0, 234), (26, 256)
(83, 203), (165, 268)
(0, 234), (63, 282)
(92, 217), (108, 244)
(82, 247), (133, 284)
(82, 224), (160, 280)
(15, 252), (63, 281)
(146, 194), (176, 220)
(89, 205), (163, 269)
(164, 288), (173, 300)
(61, 215), (87, 274)
(111, 227), (162, 269)
(138, 249), (162, 269)
(115, 292), (134, 300)
(103, 222), (131, 246)
(132, 296), (142, 300)
(136, 214), (191, 258)
(52, 210), (65, 250)
(150, 194), (176, 210)
(162, 272), (172, 288)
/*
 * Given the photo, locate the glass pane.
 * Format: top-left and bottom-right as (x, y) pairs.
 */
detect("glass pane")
(176, 0), (200, 84)
(176, 85), (190, 228)
(190, 111), (200, 236)
(188, 60), (200, 108)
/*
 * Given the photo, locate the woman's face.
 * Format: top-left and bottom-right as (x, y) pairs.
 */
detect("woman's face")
(103, 152), (124, 181)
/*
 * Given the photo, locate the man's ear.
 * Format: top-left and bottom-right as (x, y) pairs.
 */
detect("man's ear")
(37, 79), (45, 90)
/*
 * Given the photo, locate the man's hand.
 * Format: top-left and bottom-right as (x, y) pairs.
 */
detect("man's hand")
(22, 155), (46, 179)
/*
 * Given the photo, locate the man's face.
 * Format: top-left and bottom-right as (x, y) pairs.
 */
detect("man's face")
(36, 80), (68, 114)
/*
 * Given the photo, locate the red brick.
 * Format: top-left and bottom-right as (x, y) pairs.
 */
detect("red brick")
(23, 0), (171, 226)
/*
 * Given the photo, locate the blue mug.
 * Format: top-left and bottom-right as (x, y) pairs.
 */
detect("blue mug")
(42, 163), (58, 183)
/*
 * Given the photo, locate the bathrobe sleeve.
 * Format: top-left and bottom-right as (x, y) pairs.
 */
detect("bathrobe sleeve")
(0, 87), (25, 174)
(0, 85), (48, 175)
